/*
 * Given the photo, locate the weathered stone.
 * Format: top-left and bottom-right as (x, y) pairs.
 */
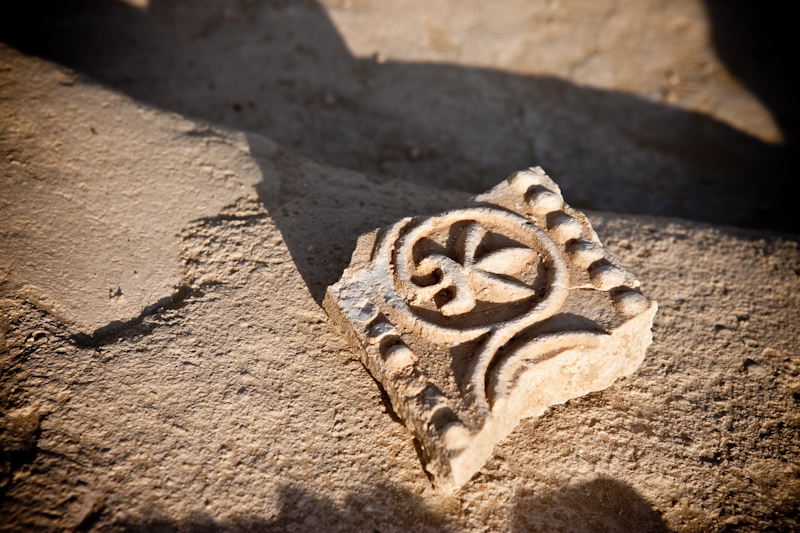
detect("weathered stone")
(324, 168), (657, 487)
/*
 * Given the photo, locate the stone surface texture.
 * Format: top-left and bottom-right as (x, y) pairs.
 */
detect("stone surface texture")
(1, 12), (800, 533)
(324, 168), (656, 487)
(0, 45), (264, 333)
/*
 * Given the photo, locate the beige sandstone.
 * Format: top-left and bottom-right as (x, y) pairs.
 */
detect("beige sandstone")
(324, 168), (656, 487)
(1, 40), (799, 533)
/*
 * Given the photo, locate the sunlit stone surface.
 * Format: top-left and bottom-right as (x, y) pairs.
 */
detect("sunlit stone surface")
(324, 168), (657, 487)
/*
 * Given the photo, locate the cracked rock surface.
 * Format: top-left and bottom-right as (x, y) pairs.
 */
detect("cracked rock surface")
(0, 45), (264, 333)
(2, 43), (800, 533)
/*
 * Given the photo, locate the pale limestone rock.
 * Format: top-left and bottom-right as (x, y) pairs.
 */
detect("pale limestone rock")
(324, 168), (657, 487)
(0, 45), (267, 333)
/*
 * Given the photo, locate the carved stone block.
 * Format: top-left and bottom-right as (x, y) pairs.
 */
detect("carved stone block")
(323, 168), (657, 488)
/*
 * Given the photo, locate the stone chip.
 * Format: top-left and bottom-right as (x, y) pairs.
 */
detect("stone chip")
(323, 167), (657, 488)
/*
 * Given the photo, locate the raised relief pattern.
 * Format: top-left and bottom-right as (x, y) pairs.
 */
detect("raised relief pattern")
(323, 167), (657, 488)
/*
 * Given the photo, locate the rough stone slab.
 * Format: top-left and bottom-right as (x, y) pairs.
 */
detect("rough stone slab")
(0, 44), (266, 333)
(324, 168), (657, 487)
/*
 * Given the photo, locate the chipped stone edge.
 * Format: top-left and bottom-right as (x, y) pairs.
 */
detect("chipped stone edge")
(323, 168), (657, 490)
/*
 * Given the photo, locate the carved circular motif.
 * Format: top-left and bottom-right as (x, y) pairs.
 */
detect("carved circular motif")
(384, 208), (568, 342)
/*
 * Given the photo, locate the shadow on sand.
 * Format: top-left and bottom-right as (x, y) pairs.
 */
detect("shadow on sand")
(119, 477), (668, 532)
(2, 0), (797, 230)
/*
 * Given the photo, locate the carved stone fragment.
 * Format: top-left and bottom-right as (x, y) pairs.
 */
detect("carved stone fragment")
(323, 168), (657, 488)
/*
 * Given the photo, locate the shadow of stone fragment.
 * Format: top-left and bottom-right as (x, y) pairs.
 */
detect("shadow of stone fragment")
(117, 478), (668, 533)
(511, 477), (669, 533)
(119, 482), (459, 533)
(248, 136), (472, 303)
